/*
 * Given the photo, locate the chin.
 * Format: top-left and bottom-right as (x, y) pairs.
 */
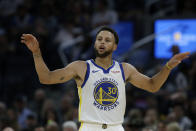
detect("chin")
(94, 48), (113, 58)
(96, 52), (111, 58)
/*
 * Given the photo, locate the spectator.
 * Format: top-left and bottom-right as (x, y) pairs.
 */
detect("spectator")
(34, 126), (45, 131)
(36, 3), (58, 32)
(62, 121), (77, 131)
(45, 121), (59, 131)
(157, 121), (167, 131)
(167, 122), (181, 131)
(0, 28), (12, 55)
(189, 59), (196, 93)
(22, 114), (37, 131)
(3, 127), (14, 131)
(54, 17), (75, 46)
(72, 1), (91, 32)
(0, 102), (6, 116)
(142, 127), (155, 131)
(124, 108), (143, 124)
(11, 4), (34, 31)
(14, 96), (34, 130)
(170, 45), (180, 56)
(144, 108), (159, 130)
(65, 107), (78, 124)
(41, 99), (59, 126)
(188, 98), (196, 130)
(30, 88), (46, 123)
(0, 0), (23, 16)
(92, 0), (118, 27)
(6, 108), (20, 130)
(58, 95), (74, 124)
(170, 103), (192, 130)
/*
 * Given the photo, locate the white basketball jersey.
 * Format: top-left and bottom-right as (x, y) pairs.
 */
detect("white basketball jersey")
(78, 59), (126, 125)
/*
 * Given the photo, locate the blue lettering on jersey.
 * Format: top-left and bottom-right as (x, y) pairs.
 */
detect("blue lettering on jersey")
(94, 77), (118, 87)
(93, 78), (119, 111)
(93, 101), (119, 111)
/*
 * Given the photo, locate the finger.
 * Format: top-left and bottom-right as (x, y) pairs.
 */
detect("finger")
(22, 34), (33, 38)
(176, 53), (189, 59)
(21, 40), (30, 45)
(21, 36), (25, 39)
(172, 60), (181, 64)
(25, 34), (34, 37)
(22, 34), (28, 37)
(181, 52), (190, 56)
(181, 55), (189, 60)
(21, 40), (26, 43)
(179, 52), (190, 56)
(21, 35), (29, 40)
(175, 52), (190, 59)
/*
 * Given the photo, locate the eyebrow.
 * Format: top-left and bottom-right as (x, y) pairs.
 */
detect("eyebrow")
(97, 35), (112, 39)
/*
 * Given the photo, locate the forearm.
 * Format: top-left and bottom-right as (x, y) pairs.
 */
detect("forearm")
(33, 49), (51, 83)
(126, 52), (189, 93)
(150, 65), (171, 92)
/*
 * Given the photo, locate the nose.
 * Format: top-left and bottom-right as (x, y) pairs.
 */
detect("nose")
(100, 40), (105, 45)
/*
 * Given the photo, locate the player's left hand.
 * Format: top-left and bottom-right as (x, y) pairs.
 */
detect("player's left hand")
(167, 52), (190, 70)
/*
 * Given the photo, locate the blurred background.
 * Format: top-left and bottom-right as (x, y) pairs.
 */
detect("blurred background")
(0, 0), (196, 131)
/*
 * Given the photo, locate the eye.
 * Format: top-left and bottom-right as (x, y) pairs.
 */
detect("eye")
(97, 37), (102, 41)
(106, 39), (111, 42)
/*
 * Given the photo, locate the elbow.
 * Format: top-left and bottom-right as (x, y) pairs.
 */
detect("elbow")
(38, 71), (53, 84)
(39, 78), (51, 84)
(39, 76), (52, 84)
(150, 87), (160, 93)
(149, 79), (160, 93)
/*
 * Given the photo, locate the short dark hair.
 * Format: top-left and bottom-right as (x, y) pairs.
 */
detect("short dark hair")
(96, 26), (119, 45)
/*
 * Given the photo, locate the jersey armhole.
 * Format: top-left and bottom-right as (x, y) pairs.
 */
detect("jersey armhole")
(81, 62), (90, 88)
(119, 63), (125, 82)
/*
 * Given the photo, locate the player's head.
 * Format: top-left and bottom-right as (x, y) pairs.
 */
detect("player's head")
(96, 26), (119, 45)
(94, 26), (119, 58)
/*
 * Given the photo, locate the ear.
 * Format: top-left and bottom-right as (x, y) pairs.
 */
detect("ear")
(113, 44), (117, 51)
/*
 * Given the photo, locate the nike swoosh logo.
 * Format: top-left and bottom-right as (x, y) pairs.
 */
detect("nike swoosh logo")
(92, 70), (100, 73)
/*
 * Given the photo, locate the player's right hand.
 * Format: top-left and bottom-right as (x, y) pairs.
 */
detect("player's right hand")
(21, 34), (40, 53)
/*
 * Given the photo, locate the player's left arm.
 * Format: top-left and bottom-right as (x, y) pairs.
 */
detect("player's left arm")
(123, 52), (190, 93)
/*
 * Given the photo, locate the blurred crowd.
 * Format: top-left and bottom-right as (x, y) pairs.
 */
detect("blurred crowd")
(0, 0), (196, 131)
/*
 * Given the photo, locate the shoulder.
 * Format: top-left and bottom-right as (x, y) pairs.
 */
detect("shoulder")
(67, 60), (87, 71)
(66, 60), (88, 80)
(121, 62), (137, 81)
(70, 60), (87, 66)
(67, 60), (86, 67)
(121, 62), (136, 71)
(63, 60), (86, 72)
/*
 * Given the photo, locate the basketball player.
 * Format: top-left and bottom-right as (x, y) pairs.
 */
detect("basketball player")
(21, 26), (189, 131)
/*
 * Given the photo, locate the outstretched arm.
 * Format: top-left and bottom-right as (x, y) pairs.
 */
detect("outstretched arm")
(21, 34), (86, 84)
(123, 52), (190, 93)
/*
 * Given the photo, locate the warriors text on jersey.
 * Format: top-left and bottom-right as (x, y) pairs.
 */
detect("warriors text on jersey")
(78, 59), (126, 125)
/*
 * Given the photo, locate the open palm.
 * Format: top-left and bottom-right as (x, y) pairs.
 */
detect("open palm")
(167, 52), (190, 69)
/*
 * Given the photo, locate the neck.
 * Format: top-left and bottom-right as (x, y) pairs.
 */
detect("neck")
(95, 55), (113, 70)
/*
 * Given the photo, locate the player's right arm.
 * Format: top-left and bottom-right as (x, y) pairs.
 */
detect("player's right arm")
(21, 34), (85, 85)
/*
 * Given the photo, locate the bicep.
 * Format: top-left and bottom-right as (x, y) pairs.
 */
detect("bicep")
(48, 61), (80, 84)
(124, 63), (153, 91)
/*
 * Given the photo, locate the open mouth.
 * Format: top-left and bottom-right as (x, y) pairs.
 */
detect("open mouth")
(99, 45), (105, 51)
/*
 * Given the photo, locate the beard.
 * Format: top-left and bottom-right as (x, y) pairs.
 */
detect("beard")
(94, 47), (113, 58)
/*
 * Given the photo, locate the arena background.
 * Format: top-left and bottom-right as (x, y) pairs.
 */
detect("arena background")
(0, 0), (196, 131)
